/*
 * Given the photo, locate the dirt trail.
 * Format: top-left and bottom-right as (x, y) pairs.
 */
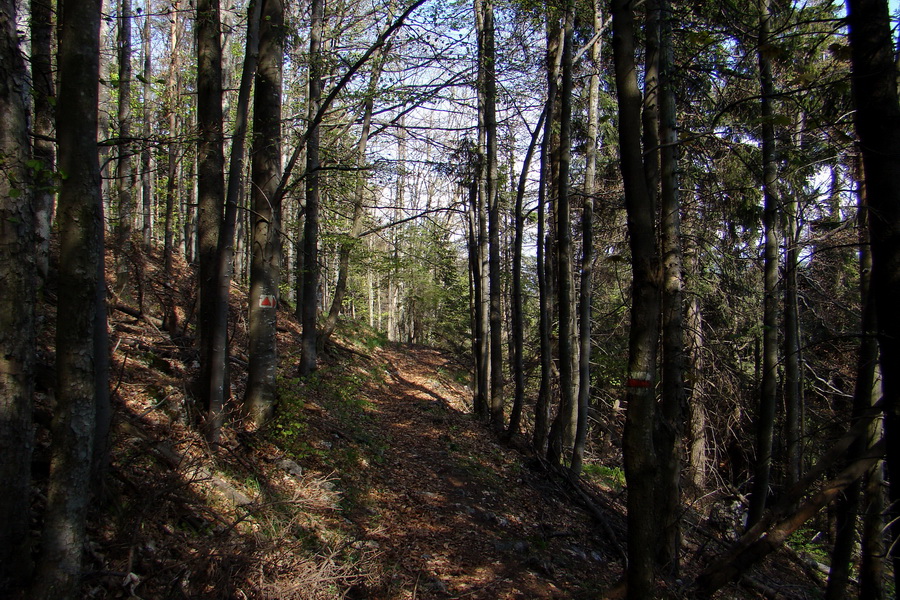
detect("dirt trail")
(342, 345), (615, 600)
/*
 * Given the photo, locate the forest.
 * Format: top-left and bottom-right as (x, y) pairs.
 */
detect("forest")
(2, 0), (900, 597)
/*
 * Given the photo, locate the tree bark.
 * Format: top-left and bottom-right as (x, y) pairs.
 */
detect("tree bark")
(611, 0), (662, 595)
(550, 0), (576, 463)
(748, 0), (781, 528)
(114, 0), (135, 297)
(205, 0), (262, 441)
(299, 0), (324, 375)
(141, 0), (153, 249)
(508, 108), (545, 439)
(245, 0), (284, 422)
(532, 15), (560, 455)
(196, 0), (226, 417)
(654, 0), (685, 572)
(0, 0), (36, 591)
(33, 1), (104, 596)
(845, 0), (900, 585)
(571, 0), (601, 475)
(31, 0), (55, 283)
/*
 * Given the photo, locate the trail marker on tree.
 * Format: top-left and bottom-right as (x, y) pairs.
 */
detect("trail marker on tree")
(259, 295), (276, 308)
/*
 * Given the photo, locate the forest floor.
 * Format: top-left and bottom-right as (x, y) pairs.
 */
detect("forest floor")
(31, 246), (826, 599)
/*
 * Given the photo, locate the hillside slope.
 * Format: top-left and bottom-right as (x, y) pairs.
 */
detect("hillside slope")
(29, 247), (821, 599)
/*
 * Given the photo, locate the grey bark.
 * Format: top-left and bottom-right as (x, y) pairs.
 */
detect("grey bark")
(196, 0), (226, 419)
(207, 0), (262, 440)
(114, 0), (135, 297)
(245, 0), (284, 421)
(611, 0), (662, 595)
(299, 0), (324, 375)
(0, 0), (36, 591)
(32, 0), (104, 596)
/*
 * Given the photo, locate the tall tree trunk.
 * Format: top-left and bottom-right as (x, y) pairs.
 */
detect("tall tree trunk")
(299, 0), (324, 375)
(33, 1), (104, 596)
(162, 1), (181, 325)
(533, 17), (560, 455)
(748, 0), (781, 528)
(245, 0), (284, 420)
(549, 0), (576, 463)
(654, 0), (685, 573)
(476, 0), (504, 432)
(611, 0), (662, 594)
(0, 0), (36, 591)
(114, 0), (135, 297)
(141, 0), (153, 249)
(508, 108), (545, 439)
(31, 0), (55, 283)
(196, 0), (226, 418)
(826, 155), (883, 599)
(207, 0), (262, 441)
(571, 0), (601, 475)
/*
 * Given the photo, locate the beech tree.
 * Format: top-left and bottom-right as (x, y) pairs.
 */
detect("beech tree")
(245, 0), (284, 422)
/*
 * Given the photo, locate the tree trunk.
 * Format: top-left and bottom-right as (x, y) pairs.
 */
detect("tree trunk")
(205, 0), (262, 441)
(611, 0), (661, 595)
(550, 0), (576, 463)
(654, 0), (685, 573)
(748, 0), (781, 528)
(0, 0), (36, 591)
(532, 15), (560, 455)
(196, 0), (226, 416)
(31, 0), (55, 283)
(32, 1), (104, 597)
(114, 0), (135, 297)
(245, 0), (284, 421)
(322, 47), (386, 343)
(475, 0), (504, 433)
(141, 0), (153, 249)
(299, 0), (324, 375)
(827, 155), (882, 599)
(571, 0), (601, 475)
(162, 1), (181, 327)
(508, 108), (545, 439)
(845, 0), (900, 587)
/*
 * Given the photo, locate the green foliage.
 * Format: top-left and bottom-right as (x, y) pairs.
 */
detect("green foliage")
(582, 464), (626, 491)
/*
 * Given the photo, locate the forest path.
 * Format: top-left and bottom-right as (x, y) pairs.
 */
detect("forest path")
(337, 343), (612, 599)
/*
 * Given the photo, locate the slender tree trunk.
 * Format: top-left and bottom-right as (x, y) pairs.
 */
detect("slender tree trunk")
(206, 0), (262, 441)
(550, 0), (576, 463)
(322, 47), (386, 342)
(196, 0), (226, 416)
(572, 0), (601, 474)
(612, 0), (662, 596)
(783, 116), (805, 490)
(33, 1), (104, 597)
(162, 1), (180, 324)
(508, 108), (545, 439)
(245, 0), (284, 420)
(31, 0), (55, 283)
(533, 19), (559, 455)
(653, 0), (685, 573)
(748, 0), (781, 528)
(141, 0), (153, 249)
(476, 0), (504, 432)
(114, 0), (135, 297)
(299, 0), (324, 375)
(0, 0), (36, 591)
